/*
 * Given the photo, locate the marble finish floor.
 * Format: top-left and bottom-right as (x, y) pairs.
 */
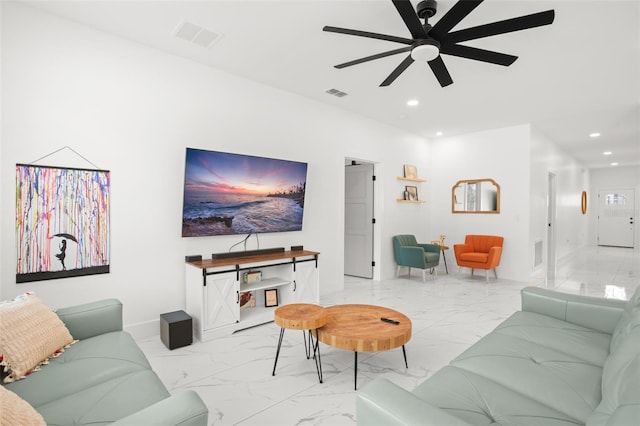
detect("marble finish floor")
(137, 246), (638, 425)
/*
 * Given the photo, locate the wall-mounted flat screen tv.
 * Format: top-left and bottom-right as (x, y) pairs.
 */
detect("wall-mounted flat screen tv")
(181, 148), (307, 237)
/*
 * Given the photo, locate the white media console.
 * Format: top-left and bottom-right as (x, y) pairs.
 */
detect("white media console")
(185, 250), (319, 341)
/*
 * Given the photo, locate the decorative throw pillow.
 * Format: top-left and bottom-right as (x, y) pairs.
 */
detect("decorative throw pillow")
(0, 385), (46, 425)
(0, 292), (77, 383)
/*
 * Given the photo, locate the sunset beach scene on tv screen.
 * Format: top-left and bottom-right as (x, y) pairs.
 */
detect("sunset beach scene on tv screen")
(181, 148), (308, 237)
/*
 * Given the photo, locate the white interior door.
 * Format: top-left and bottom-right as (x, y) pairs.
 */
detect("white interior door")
(344, 162), (374, 278)
(598, 188), (635, 247)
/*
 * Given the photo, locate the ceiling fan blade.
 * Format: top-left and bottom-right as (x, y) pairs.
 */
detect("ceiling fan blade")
(444, 10), (555, 43)
(335, 47), (413, 69)
(323, 26), (413, 45)
(429, 0), (483, 41)
(380, 55), (414, 87)
(440, 44), (517, 66)
(391, 0), (428, 39)
(427, 56), (453, 87)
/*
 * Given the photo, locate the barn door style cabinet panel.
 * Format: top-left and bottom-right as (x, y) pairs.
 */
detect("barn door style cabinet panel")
(185, 250), (319, 341)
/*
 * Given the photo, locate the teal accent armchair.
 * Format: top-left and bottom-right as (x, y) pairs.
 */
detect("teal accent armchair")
(392, 235), (441, 281)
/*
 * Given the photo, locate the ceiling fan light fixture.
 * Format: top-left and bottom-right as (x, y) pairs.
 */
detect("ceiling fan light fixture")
(411, 41), (440, 62)
(324, 0), (554, 88)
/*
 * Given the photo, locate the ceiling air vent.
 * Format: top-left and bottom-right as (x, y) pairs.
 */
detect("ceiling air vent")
(326, 88), (348, 98)
(174, 20), (221, 48)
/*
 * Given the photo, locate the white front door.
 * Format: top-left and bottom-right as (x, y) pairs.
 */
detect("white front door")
(344, 162), (374, 278)
(597, 188), (635, 248)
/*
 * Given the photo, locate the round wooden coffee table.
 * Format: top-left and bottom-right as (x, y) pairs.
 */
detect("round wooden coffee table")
(316, 304), (411, 389)
(272, 303), (327, 383)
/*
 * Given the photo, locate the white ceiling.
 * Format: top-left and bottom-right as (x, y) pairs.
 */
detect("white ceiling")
(23, 0), (640, 169)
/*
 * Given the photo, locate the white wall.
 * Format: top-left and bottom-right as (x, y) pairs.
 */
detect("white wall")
(589, 166), (640, 247)
(429, 125), (532, 281)
(428, 125), (591, 282)
(1, 3), (429, 336)
(530, 129), (590, 275)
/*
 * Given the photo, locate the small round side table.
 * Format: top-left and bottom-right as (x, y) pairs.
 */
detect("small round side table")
(272, 303), (327, 383)
(440, 245), (450, 274)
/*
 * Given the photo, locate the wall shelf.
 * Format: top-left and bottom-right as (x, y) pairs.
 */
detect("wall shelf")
(397, 175), (427, 203)
(396, 199), (426, 204)
(397, 176), (427, 182)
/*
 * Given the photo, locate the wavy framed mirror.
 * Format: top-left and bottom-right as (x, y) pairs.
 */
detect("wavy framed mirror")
(452, 179), (500, 214)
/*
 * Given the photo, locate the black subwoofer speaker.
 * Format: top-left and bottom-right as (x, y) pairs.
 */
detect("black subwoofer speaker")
(160, 310), (193, 350)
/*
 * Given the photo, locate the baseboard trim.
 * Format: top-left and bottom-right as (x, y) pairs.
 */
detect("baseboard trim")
(125, 318), (160, 340)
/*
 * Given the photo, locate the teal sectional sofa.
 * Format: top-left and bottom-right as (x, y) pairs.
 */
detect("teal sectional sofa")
(357, 286), (640, 425)
(4, 299), (208, 425)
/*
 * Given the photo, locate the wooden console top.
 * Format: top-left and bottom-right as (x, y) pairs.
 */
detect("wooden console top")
(187, 250), (319, 269)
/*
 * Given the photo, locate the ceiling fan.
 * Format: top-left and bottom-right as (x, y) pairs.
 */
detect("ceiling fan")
(323, 0), (554, 87)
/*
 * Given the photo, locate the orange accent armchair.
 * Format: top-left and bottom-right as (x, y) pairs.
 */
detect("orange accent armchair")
(453, 235), (504, 282)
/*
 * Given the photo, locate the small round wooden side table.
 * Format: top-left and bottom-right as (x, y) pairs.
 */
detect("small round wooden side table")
(431, 241), (450, 274)
(272, 303), (327, 383)
(316, 304), (411, 389)
(440, 245), (450, 274)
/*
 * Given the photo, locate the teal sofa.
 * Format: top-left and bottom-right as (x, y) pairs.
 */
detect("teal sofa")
(393, 235), (441, 281)
(4, 299), (208, 425)
(357, 286), (640, 425)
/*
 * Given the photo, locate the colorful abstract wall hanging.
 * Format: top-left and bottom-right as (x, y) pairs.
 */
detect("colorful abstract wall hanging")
(16, 164), (110, 283)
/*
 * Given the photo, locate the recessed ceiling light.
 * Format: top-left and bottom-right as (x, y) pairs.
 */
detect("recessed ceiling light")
(611, 162), (619, 166)
(325, 88), (348, 98)
(407, 99), (419, 107)
(589, 132), (601, 138)
(436, 131), (443, 136)
(603, 151), (612, 155)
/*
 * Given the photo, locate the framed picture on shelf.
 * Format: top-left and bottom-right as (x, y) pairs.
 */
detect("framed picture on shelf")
(405, 185), (418, 201)
(264, 289), (279, 307)
(403, 164), (418, 179)
(240, 291), (256, 309)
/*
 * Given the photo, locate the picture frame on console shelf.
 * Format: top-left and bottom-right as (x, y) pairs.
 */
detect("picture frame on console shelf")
(243, 271), (262, 283)
(264, 289), (278, 307)
(405, 185), (418, 201)
(240, 291), (256, 309)
(403, 164), (417, 179)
